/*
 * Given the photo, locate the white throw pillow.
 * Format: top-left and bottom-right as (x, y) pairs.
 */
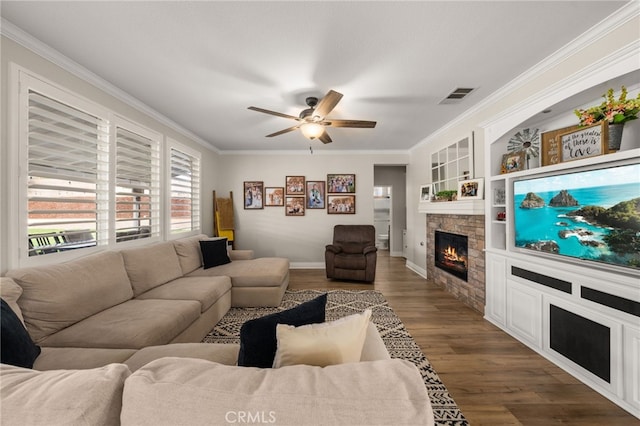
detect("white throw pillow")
(273, 309), (372, 368)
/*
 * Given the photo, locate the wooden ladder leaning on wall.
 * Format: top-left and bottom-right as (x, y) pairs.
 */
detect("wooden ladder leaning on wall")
(213, 191), (235, 249)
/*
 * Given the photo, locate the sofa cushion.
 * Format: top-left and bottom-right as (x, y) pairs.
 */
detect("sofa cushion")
(6, 251), (134, 343)
(187, 257), (289, 288)
(135, 276), (231, 313)
(238, 293), (326, 368)
(0, 277), (25, 325)
(121, 242), (184, 297)
(200, 239), (231, 269)
(121, 357), (434, 426)
(124, 343), (240, 372)
(33, 347), (137, 371)
(1, 362), (130, 426)
(172, 234), (208, 275)
(39, 299), (201, 349)
(1, 299), (41, 368)
(273, 310), (372, 368)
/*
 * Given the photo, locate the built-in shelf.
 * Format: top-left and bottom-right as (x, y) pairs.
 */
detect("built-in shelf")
(419, 199), (485, 215)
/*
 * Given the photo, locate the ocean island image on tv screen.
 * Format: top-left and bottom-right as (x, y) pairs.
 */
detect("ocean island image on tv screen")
(514, 163), (640, 270)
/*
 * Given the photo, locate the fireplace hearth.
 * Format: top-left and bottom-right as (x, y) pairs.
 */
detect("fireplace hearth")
(435, 230), (468, 281)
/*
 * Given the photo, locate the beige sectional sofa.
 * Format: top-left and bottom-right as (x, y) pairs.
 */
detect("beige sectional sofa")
(3, 234), (289, 368)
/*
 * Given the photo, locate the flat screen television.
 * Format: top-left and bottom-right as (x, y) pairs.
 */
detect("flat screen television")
(513, 162), (640, 273)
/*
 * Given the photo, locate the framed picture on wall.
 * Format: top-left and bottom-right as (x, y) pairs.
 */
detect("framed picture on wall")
(285, 176), (305, 195)
(306, 181), (325, 209)
(285, 197), (305, 216)
(243, 181), (264, 209)
(264, 187), (284, 206)
(327, 174), (356, 193)
(327, 195), (356, 214)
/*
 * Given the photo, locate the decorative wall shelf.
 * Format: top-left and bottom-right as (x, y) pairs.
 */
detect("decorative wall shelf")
(419, 199), (485, 215)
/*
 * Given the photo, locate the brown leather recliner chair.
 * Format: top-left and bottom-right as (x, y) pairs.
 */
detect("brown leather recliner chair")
(325, 225), (378, 283)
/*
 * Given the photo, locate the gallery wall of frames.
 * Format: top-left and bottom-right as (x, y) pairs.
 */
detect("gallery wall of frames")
(243, 174), (356, 216)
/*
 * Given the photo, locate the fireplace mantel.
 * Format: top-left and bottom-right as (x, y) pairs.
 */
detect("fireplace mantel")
(419, 200), (485, 215)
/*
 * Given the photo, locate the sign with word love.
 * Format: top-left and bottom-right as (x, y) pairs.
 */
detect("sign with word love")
(559, 122), (609, 162)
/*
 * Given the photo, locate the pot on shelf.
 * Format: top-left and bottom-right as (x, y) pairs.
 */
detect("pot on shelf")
(608, 122), (624, 152)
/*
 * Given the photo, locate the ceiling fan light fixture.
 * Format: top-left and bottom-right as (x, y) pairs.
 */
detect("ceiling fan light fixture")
(300, 122), (324, 139)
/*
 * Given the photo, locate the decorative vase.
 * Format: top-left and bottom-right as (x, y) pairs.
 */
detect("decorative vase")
(608, 123), (624, 152)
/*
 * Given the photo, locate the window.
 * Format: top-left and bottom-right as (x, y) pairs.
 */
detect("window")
(114, 123), (160, 242)
(169, 143), (201, 235)
(25, 89), (108, 256)
(14, 68), (201, 266)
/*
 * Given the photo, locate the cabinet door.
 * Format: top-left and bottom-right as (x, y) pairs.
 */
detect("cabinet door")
(507, 279), (542, 349)
(485, 253), (507, 326)
(624, 324), (640, 417)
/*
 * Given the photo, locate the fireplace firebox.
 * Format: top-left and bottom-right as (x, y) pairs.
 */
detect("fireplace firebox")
(435, 230), (468, 281)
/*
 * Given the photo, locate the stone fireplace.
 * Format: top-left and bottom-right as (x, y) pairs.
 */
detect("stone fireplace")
(427, 213), (485, 314)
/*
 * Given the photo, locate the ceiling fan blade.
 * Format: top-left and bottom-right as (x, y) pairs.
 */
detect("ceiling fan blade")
(248, 106), (301, 121)
(313, 90), (343, 119)
(323, 119), (377, 128)
(265, 125), (300, 137)
(318, 130), (332, 144)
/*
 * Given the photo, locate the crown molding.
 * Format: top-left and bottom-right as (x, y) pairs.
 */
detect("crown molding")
(219, 148), (410, 157)
(1, 18), (219, 154)
(410, 1), (640, 153)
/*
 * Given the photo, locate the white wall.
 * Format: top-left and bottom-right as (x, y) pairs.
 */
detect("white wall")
(217, 152), (408, 266)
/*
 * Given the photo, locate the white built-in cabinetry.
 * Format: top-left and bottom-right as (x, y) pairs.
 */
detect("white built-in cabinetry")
(484, 80), (640, 418)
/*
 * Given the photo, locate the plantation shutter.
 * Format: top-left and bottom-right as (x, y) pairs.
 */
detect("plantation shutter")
(27, 90), (108, 256)
(169, 147), (200, 234)
(115, 127), (160, 242)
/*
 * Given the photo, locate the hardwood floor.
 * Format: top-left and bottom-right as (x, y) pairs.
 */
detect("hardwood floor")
(289, 252), (639, 425)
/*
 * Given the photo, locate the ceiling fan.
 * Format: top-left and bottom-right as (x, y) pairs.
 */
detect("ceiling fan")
(248, 90), (376, 144)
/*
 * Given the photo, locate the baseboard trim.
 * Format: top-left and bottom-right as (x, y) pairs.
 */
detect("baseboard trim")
(290, 262), (325, 269)
(406, 261), (427, 279)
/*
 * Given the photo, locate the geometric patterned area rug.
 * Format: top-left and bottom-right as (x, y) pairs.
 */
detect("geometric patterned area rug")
(203, 289), (468, 425)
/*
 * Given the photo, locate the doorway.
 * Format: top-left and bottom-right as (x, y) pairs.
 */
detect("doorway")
(373, 186), (391, 251)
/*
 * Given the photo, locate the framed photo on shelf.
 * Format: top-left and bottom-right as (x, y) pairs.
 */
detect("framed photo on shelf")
(559, 122), (608, 162)
(285, 197), (305, 216)
(243, 181), (264, 209)
(327, 195), (356, 214)
(306, 181), (325, 209)
(327, 174), (356, 193)
(285, 176), (305, 195)
(419, 184), (432, 202)
(500, 151), (526, 174)
(457, 178), (484, 200)
(264, 187), (284, 207)
(493, 187), (506, 206)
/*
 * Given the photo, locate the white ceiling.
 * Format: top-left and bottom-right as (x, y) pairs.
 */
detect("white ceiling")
(0, 1), (630, 152)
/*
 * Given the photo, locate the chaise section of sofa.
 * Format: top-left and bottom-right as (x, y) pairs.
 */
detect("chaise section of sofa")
(173, 234), (290, 307)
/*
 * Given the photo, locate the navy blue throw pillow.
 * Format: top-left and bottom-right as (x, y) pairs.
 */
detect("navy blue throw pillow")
(237, 293), (327, 368)
(1, 298), (41, 368)
(200, 239), (231, 269)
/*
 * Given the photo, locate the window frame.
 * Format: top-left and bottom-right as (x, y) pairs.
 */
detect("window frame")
(166, 138), (201, 239)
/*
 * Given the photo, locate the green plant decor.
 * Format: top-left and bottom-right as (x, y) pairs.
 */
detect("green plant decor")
(436, 190), (457, 201)
(574, 86), (640, 126)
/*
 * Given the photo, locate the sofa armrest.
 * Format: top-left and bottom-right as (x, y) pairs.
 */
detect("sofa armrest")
(325, 244), (342, 254)
(229, 249), (254, 261)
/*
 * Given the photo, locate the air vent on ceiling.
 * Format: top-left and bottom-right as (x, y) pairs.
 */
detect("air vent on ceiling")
(439, 87), (476, 104)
